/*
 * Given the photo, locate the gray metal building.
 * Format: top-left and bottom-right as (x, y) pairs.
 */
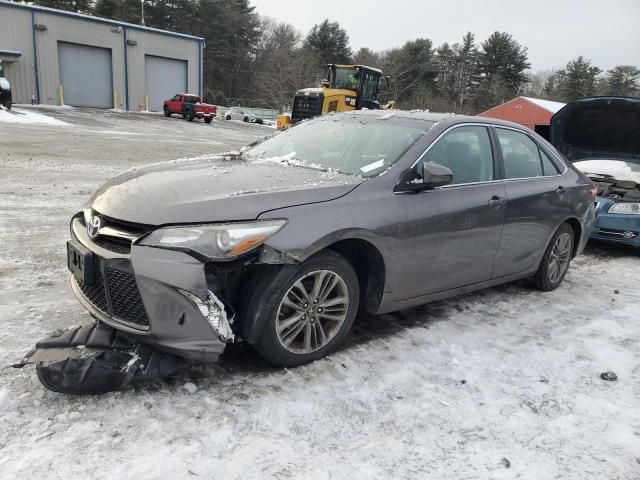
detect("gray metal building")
(0, 1), (204, 111)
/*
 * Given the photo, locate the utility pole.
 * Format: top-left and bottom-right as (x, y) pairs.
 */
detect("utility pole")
(140, 0), (145, 26)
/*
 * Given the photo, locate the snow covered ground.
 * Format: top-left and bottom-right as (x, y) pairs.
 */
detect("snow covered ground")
(0, 107), (638, 479)
(0, 106), (70, 125)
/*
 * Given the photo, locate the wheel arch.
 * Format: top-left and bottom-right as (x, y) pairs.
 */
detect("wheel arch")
(325, 238), (386, 315)
(269, 229), (390, 314)
(563, 217), (582, 258)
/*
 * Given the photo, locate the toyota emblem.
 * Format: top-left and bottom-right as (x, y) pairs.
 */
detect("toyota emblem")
(87, 215), (101, 239)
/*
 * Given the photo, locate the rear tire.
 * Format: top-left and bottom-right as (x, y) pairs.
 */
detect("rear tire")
(243, 116), (249, 122)
(163, 107), (171, 117)
(247, 250), (359, 367)
(185, 109), (193, 122)
(531, 223), (574, 291)
(204, 117), (212, 124)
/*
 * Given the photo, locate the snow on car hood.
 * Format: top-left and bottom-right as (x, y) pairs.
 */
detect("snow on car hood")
(550, 96), (640, 162)
(574, 159), (640, 183)
(90, 154), (364, 225)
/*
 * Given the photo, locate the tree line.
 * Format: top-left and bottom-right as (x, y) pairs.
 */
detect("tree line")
(29, 0), (640, 112)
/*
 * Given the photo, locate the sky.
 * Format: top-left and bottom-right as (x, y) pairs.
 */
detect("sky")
(249, 0), (640, 72)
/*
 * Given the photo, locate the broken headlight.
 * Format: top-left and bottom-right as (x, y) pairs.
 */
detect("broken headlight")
(139, 219), (286, 259)
(608, 203), (640, 215)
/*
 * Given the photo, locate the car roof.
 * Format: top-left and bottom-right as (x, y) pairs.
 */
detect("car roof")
(332, 109), (532, 131)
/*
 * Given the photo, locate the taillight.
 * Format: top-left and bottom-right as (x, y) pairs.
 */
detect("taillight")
(587, 184), (597, 200)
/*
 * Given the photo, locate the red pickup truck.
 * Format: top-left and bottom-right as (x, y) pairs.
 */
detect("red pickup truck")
(163, 93), (217, 123)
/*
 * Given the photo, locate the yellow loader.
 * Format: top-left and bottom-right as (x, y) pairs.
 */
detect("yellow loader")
(276, 64), (393, 130)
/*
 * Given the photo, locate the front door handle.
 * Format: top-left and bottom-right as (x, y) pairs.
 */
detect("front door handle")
(488, 196), (507, 210)
(556, 186), (568, 195)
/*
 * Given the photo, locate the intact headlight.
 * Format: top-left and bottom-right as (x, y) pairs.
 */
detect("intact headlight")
(608, 203), (640, 215)
(139, 219), (286, 259)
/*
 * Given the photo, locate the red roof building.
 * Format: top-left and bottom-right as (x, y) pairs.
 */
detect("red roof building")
(478, 96), (565, 137)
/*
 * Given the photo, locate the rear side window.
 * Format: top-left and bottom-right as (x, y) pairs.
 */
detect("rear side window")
(421, 126), (494, 185)
(496, 128), (544, 178)
(539, 148), (560, 175)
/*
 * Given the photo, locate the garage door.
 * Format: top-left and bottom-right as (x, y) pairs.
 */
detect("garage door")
(145, 55), (187, 112)
(58, 42), (113, 108)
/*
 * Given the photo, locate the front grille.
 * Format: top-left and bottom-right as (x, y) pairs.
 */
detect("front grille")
(77, 257), (149, 329)
(79, 268), (108, 313)
(292, 95), (322, 121)
(94, 236), (132, 254)
(80, 211), (150, 255)
(104, 268), (149, 326)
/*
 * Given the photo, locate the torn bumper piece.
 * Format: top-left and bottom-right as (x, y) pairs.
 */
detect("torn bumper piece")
(22, 322), (189, 395)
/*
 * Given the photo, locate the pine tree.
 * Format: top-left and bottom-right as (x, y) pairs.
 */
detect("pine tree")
(604, 65), (640, 96)
(554, 56), (602, 100)
(303, 20), (352, 67)
(475, 31), (530, 109)
(451, 32), (479, 112)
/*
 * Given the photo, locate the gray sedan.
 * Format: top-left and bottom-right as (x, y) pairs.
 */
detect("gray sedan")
(63, 110), (595, 377)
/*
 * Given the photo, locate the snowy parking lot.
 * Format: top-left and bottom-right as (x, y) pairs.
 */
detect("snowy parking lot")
(0, 107), (638, 479)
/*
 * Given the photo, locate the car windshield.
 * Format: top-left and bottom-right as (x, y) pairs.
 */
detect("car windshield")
(246, 115), (429, 177)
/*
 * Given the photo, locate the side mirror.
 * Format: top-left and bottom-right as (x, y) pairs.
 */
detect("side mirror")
(417, 162), (453, 189)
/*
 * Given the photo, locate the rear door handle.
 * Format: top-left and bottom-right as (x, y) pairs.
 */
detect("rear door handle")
(488, 196), (507, 210)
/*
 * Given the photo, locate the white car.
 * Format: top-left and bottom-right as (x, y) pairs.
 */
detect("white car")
(224, 109), (264, 124)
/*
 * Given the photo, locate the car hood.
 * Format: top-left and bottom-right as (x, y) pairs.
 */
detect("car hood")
(550, 96), (640, 162)
(90, 154), (364, 225)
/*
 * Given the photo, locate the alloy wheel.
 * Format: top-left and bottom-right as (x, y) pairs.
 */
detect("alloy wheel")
(275, 270), (349, 354)
(548, 232), (572, 283)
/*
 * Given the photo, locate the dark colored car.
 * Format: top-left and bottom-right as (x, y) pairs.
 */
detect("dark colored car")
(551, 96), (640, 249)
(0, 76), (11, 109)
(66, 111), (595, 369)
(163, 93), (216, 123)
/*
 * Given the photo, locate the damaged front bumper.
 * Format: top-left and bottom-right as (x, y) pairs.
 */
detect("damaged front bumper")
(68, 214), (235, 363)
(22, 322), (189, 395)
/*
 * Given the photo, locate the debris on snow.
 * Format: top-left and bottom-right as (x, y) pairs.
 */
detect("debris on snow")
(600, 371), (618, 381)
(183, 382), (198, 394)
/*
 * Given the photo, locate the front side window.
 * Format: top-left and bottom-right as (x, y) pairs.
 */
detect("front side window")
(496, 128), (547, 179)
(172, 95), (180, 101)
(420, 126), (494, 185)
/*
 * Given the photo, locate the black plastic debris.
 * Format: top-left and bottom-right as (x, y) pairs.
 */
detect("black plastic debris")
(21, 322), (189, 395)
(600, 371), (618, 382)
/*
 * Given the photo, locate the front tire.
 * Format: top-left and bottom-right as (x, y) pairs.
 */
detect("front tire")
(248, 251), (359, 367)
(163, 107), (171, 117)
(243, 116), (249, 123)
(531, 223), (574, 291)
